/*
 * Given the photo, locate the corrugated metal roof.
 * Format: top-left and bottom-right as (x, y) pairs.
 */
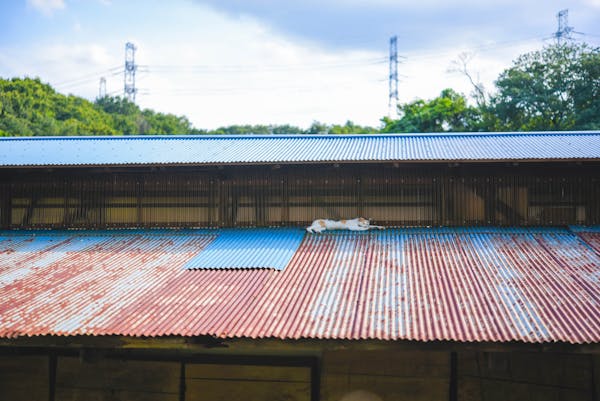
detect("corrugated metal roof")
(184, 228), (305, 270)
(0, 131), (599, 167)
(0, 227), (599, 343)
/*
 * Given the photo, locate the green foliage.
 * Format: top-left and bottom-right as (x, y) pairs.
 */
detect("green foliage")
(304, 121), (377, 135)
(209, 125), (271, 135)
(0, 78), (199, 136)
(329, 121), (378, 134)
(208, 125), (304, 135)
(0, 78), (117, 136)
(94, 95), (198, 135)
(490, 43), (600, 131)
(207, 122), (375, 135)
(382, 88), (481, 133)
(270, 124), (305, 135)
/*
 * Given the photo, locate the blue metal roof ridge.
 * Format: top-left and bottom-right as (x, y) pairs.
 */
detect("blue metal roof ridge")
(1, 130), (600, 141)
(1, 131), (599, 166)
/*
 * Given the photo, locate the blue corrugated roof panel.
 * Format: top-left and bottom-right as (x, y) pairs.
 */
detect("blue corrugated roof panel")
(184, 228), (305, 270)
(570, 226), (600, 233)
(0, 131), (598, 167)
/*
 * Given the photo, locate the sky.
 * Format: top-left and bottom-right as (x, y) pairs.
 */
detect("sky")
(1, 0), (599, 130)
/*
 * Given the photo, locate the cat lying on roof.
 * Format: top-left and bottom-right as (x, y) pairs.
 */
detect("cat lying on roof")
(306, 217), (385, 233)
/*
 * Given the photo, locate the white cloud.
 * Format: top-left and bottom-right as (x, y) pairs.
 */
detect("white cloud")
(43, 44), (113, 66)
(1, 1), (552, 130)
(27, 0), (65, 16)
(120, 6), (391, 129)
(583, 0), (600, 7)
(0, 42), (119, 99)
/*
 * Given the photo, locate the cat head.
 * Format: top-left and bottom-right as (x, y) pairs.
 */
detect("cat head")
(357, 217), (370, 226)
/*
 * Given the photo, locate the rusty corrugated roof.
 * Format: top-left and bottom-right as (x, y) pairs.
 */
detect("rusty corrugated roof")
(0, 227), (599, 343)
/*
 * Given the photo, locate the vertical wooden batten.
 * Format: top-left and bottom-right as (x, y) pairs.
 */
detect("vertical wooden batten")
(48, 353), (57, 401)
(179, 362), (186, 401)
(449, 352), (457, 401)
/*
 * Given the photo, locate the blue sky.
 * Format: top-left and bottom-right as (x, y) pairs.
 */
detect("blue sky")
(1, 0), (599, 129)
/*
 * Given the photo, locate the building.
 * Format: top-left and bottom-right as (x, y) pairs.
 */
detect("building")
(0, 132), (599, 401)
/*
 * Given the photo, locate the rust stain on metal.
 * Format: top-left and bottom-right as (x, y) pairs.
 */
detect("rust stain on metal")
(0, 228), (599, 344)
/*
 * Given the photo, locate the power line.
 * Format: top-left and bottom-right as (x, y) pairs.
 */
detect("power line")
(53, 66), (121, 88)
(137, 81), (384, 96)
(137, 57), (387, 74)
(402, 35), (549, 63)
(580, 32), (600, 38)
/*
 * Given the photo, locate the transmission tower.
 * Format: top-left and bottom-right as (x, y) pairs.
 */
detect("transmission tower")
(388, 36), (399, 117)
(98, 77), (107, 98)
(124, 42), (137, 102)
(554, 9), (573, 45)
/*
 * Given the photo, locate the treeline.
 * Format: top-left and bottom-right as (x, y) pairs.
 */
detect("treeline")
(202, 120), (377, 135)
(0, 77), (376, 136)
(0, 43), (599, 136)
(0, 79), (200, 136)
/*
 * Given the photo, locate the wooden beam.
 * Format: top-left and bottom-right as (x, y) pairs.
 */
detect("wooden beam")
(22, 193), (39, 226)
(0, 184), (10, 228)
(48, 352), (57, 401)
(592, 355), (598, 401)
(310, 356), (321, 401)
(136, 178), (143, 226)
(179, 362), (186, 401)
(3, 335), (600, 354)
(449, 352), (457, 401)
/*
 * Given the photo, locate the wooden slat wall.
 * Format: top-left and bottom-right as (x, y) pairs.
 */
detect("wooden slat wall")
(0, 351), (599, 401)
(321, 350), (450, 401)
(458, 352), (597, 401)
(55, 357), (180, 401)
(0, 355), (48, 401)
(1, 164), (598, 229)
(185, 364), (310, 401)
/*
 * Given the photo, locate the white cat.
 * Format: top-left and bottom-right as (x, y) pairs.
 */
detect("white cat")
(306, 217), (385, 233)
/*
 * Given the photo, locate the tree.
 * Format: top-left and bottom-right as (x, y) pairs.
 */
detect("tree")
(304, 121), (329, 135)
(329, 121), (378, 135)
(490, 43), (600, 131)
(0, 77), (117, 136)
(95, 95), (197, 135)
(381, 88), (481, 133)
(270, 124), (304, 135)
(448, 52), (487, 108)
